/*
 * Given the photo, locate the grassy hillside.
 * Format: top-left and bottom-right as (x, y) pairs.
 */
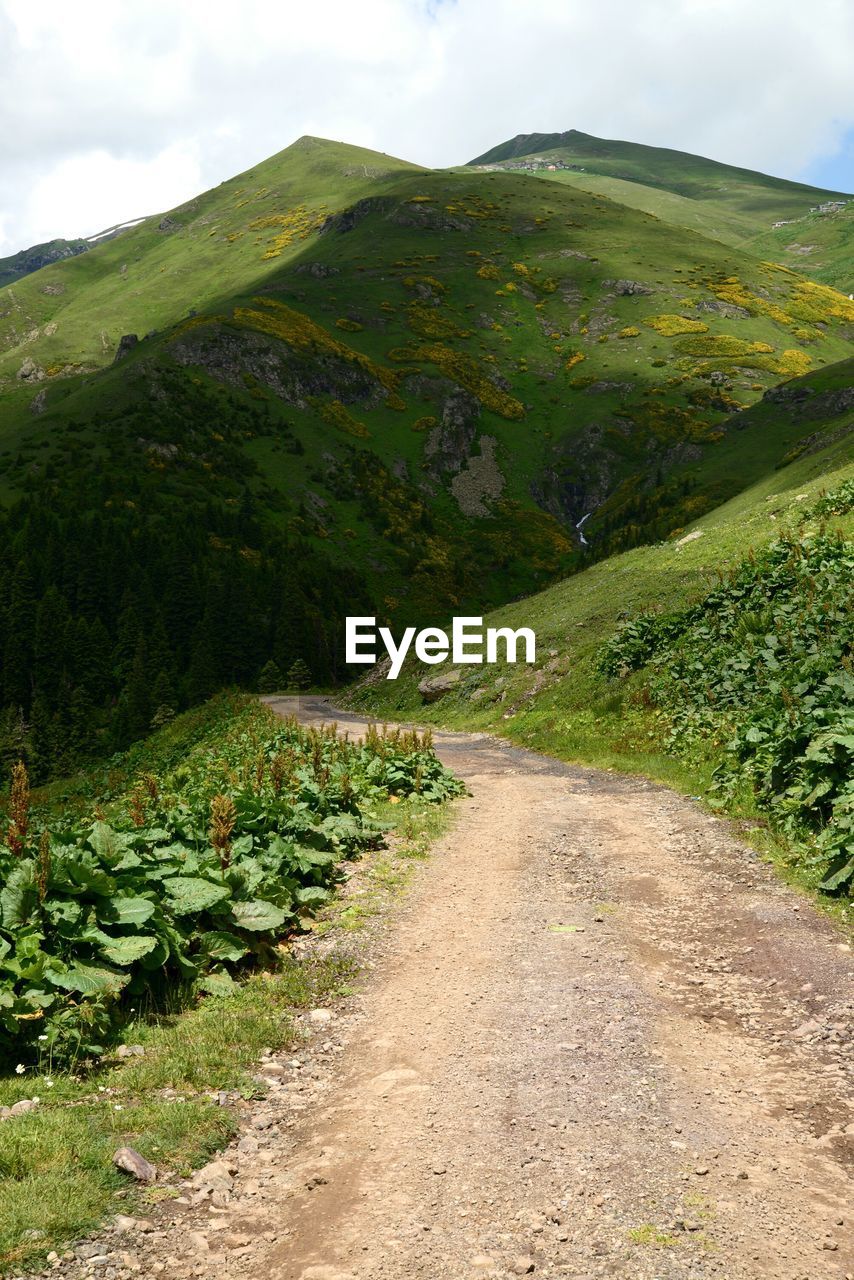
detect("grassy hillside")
(349, 425), (854, 893)
(1, 132), (852, 777)
(751, 201), (854, 293)
(0, 137), (421, 380)
(468, 129), (850, 238)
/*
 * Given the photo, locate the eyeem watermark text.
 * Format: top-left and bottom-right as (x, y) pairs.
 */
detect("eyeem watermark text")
(346, 616), (536, 680)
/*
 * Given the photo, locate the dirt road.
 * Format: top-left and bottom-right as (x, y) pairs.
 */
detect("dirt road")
(249, 698), (852, 1280)
(84, 698), (852, 1280)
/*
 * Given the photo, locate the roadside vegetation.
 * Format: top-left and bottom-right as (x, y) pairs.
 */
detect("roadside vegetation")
(349, 439), (854, 904)
(0, 694), (462, 1271)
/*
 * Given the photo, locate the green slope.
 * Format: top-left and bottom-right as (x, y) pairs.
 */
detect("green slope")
(0, 136), (422, 380)
(0, 133), (852, 777)
(349, 421), (854, 894)
(471, 129), (850, 252)
(468, 129), (850, 238)
(750, 201), (854, 293)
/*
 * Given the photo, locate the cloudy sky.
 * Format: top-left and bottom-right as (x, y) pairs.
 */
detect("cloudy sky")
(1, 0), (853, 255)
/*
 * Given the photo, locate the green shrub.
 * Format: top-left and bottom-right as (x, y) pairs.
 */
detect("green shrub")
(598, 521), (854, 891)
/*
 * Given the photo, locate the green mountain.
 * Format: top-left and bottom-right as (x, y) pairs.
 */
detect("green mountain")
(0, 131), (852, 776)
(467, 129), (850, 236)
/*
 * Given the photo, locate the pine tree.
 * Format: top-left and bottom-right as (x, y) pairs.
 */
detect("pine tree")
(258, 659), (283, 694)
(150, 669), (176, 729)
(286, 658), (312, 691)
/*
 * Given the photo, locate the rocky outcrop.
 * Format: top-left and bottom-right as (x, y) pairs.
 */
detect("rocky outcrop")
(293, 262), (340, 278)
(607, 279), (653, 296)
(696, 298), (750, 320)
(16, 357), (44, 383)
(171, 326), (383, 408)
(319, 198), (395, 235)
(450, 435), (505, 517)
(0, 238), (88, 288)
(114, 334), (139, 362)
(418, 669), (462, 702)
(424, 388), (481, 478)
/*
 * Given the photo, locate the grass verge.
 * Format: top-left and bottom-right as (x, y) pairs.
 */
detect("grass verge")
(0, 716), (459, 1275)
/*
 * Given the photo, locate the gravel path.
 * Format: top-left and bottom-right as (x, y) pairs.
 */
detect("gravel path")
(55, 698), (854, 1280)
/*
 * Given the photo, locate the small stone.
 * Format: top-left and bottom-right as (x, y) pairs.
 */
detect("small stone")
(187, 1232), (210, 1254)
(694, 1166), (709, 1176)
(511, 1258), (535, 1275)
(222, 1233), (251, 1249)
(822, 1240), (839, 1251)
(113, 1148), (157, 1183)
(9, 1099), (39, 1117)
(308, 1008), (333, 1026)
(191, 1158), (237, 1190)
(116, 1044), (145, 1058)
(431, 1165), (447, 1175)
(113, 1215), (138, 1232)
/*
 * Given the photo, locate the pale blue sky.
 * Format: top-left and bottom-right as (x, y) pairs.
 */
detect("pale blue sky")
(806, 128), (854, 192)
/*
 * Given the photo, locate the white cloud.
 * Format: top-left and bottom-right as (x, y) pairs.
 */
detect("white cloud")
(1, 0), (852, 254)
(24, 143), (203, 241)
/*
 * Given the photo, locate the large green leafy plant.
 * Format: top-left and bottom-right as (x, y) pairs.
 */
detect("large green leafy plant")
(599, 495), (854, 892)
(0, 706), (462, 1063)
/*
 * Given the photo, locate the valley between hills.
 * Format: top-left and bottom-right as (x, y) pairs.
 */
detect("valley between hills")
(0, 127), (851, 1278)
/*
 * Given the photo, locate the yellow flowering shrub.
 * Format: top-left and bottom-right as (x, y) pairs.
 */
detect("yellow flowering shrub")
(248, 205), (327, 260)
(645, 315), (709, 337)
(411, 415), (438, 432)
(706, 276), (792, 327)
(787, 280), (854, 324)
(675, 335), (773, 358)
(335, 318), (363, 332)
(388, 342), (523, 419)
(317, 399), (370, 438)
(618, 326), (640, 338)
(565, 351), (585, 371)
(477, 263), (500, 280)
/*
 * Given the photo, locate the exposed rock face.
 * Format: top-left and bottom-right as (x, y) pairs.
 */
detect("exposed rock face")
(30, 389), (47, 415)
(170, 327), (384, 408)
(157, 216), (181, 233)
(531, 420), (618, 532)
(450, 435), (505, 517)
(320, 197), (395, 235)
(293, 262), (340, 278)
(760, 382), (854, 417)
(0, 237), (88, 288)
(697, 298), (751, 320)
(424, 389), (481, 478)
(418, 668), (462, 702)
(114, 333), (139, 362)
(16, 357), (45, 382)
(608, 279), (653, 296)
